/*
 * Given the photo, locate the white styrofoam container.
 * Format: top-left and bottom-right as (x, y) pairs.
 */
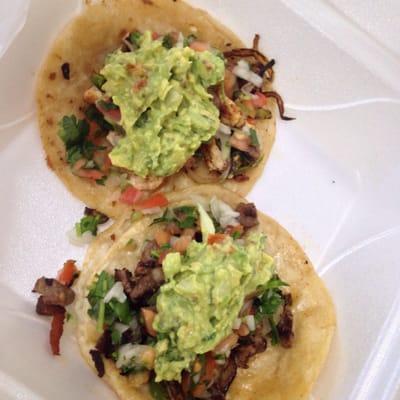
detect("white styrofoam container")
(0, 1), (399, 399)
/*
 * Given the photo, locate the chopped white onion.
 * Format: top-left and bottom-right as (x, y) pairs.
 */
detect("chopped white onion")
(116, 344), (149, 369)
(216, 358), (226, 365)
(192, 373), (200, 384)
(170, 236), (180, 246)
(107, 174), (122, 189)
(104, 281), (127, 303)
(122, 38), (134, 51)
(242, 124), (250, 134)
(130, 316), (140, 332)
(151, 267), (164, 283)
(106, 131), (122, 147)
(114, 322), (129, 334)
(189, 194), (209, 210)
(67, 228), (94, 247)
(218, 122), (232, 136)
(237, 59), (249, 69)
(110, 189), (122, 203)
(176, 32), (184, 48)
(232, 318), (242, 330)
(141, 206), (162, 215)
(241, 82), (255, 95)
(210, 197), (240, 228)
(232, 60), (263, 88)
(245, 315), (256, 331)
(198, 203), (216, 239)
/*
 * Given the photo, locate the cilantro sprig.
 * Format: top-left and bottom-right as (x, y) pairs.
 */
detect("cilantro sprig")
(87, 271), (132, 332)
(152, 206), (199, 229)
(256, 275), (289, 345)
(75, 208), (109, 236)
(59, 115), (89, 148)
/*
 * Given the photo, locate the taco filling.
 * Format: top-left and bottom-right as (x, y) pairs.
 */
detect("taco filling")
(57, 30), (290, 204)
(85, 199), (293, 399)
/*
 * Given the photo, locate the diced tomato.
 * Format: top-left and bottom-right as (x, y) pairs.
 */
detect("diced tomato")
(50, 309), (66, 355)
(57, 260), (77, 286)
(89, 121), (98, 135)
(247, 117), (256, 125)
(152, 32), (159, 40)
(207, 233), (226, 245)
(251, 92), (268, 108)
(103, 108), (121, 122)
(119, 185), (142, 205)
(134, 193), (168, 209)
(190, 41), (210, 52)
(74, 168), (104, 180)
(141, 308), (157, 337)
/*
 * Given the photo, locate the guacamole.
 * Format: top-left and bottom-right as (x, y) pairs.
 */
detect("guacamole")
(153, 233), (274, 381)
(101, 31), (225, 177)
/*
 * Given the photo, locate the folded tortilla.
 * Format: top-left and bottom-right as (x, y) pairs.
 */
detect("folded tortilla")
(74, 185), (335, 399)
(36, 0), (276, 218)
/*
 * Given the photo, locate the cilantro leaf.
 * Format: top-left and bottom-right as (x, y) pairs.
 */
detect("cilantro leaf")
(129, 31), (142, 47)
(162, 34), (173, 49)
(91, 73), (106, 89)
(75, 215), (101, 236)
(58, 115), (89, 148)
(84, 104), (113, 132)
(97, 100), (119, 111)
(87, 271), (132, 331)
(108, 300), (132, 325)
(149, 379), (169, 400)
(183, 34), (197, 47)
(255, 274), (289, 346)
(66, 145), (83, 165)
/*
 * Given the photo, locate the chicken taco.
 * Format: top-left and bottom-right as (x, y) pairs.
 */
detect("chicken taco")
(36, 0), (291, 219)
(74, 185), (335, 400)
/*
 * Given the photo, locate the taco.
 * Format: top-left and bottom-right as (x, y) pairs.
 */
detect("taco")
(36, 0), (291, 219)
(74, 185), (335, 399)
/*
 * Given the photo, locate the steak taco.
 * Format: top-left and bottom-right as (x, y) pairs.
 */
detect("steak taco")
(36, 0), (291, 219)
(74, 185), (335, 400)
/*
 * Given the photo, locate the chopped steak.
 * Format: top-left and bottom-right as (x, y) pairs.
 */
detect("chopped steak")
(236, 203), (259, 228)
(135, 259), (157, 276)
(84, 207), (109, 224)
(233, 332), (267, 369)
(90, 349), (105, 377)
(115, 267), (163, 304)
(277, 306), (294, 348)
(32, 277), (75, 306)
(283, 292), (293, 307)
(36, 296), (65, 316)
(96, 329), (115, 359)
(165, 381), (185, 400)
(215, 355), (237, 395)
